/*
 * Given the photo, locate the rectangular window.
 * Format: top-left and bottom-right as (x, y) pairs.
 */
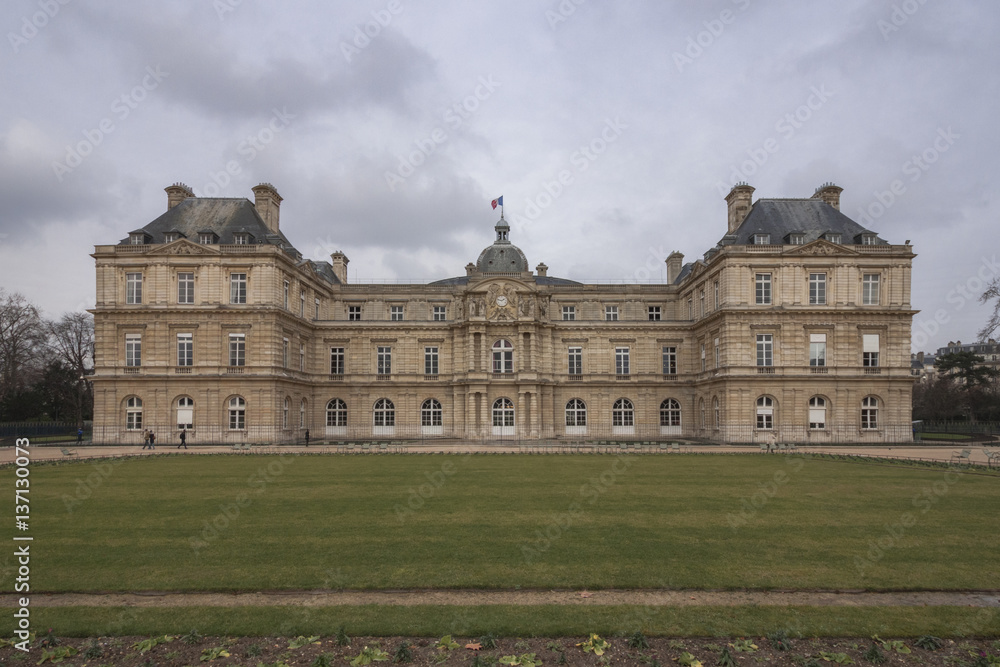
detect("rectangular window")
(699, 290), (705, 318)
(687, 299), (693, 319)
(177, 333), (193, 367)
(177, 272), (194, 304)
(299, 343), (305, 372)
(282, 338), (289, 368)
(348, 305), (361, 321)
(809, 273), (827, 305)
(433, 305), (446, 321)
(700, 344), (706, 372)
(198, 233), (214, 245)
(755, 273), (772, 305)
(568, 347), (582, 375)
(605, 305), (619, 321)
(283, 281), (290, 309)
(648, 306), (661, 321)
(862, 273), (880, 305)
(714, 337), (720, 368)
(315, 298), (320, 320)
(789, 233), (805, 245)
(229, 333), (245, 366)
(129, 233), (144, 245)
(125, 334), (141, 367)
(809, 333), (827, 367)
(164, 232), (178, 243)
(863, 334), (880, 367)
(662, 346), (677, 375)
(125, 273), (142, 304)
(230, 273), (247, 304)
(330, 347), (344, 375)
(377, 346), (392, 374)
(714, 280), (719, 310)
(233, 233), (248, 245)
(300, 291), (305, 317)
(615, 347), (630, 375)
(756, 334), (773, 367)
(754, 233), (771, 245)
(562, 306), (576, 321)
(825, 233), (842, 244)
(424, 347), (438, 375)
(390, 305), (404, 321)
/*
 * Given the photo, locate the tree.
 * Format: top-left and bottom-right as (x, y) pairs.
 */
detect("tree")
(979, 275), (1000, 341)
(934, 351), (1000, 421)
(0, 290), (46, 412)
(47, 312), (95, 424)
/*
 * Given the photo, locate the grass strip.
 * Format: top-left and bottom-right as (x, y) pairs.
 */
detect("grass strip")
(13, 605), (1000, 638)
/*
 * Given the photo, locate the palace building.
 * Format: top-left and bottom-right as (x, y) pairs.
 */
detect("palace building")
(90, 181), (916, 444)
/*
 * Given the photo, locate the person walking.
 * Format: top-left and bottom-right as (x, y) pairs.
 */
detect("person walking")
(178, 428), (188, 449)
(148, 430), (156, 449)
(304, 429), (310, 447)
(142, 429), (151, 450)
(76, 427), (84, 444)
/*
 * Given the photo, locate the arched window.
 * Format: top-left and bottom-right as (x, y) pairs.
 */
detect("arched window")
(374, 398), (395, 427)
(565, 399), (587, 427)
(326, 399), (347, 427)
(299, 399), (307, 428)
(756, 396), (774, 430)
(492, 397), (514, 427)
(713, 396), (720, 430)
(809, 396), (827, 430)
(125, 396), (143, 430)
(492, 339), (513, 374)
(228, 396), (246, 430)
(283, 397), (290, 430)
(660, 399), (681, 427)
(176, 396), (194, 429)
(421, 398), (442, 427)
(612, 398), (634, 427)
(861, 396), (879, 430)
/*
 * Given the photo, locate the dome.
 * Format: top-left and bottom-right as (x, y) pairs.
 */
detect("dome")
(475, 216), (529, 273)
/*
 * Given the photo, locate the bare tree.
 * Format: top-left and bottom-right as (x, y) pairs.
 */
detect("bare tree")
(0, 289), (46, 408)
(980, 276), (1000, 341)
(47, 312), (95, 424)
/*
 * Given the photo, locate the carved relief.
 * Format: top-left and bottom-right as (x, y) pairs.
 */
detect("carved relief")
(486, 282), (518, 321)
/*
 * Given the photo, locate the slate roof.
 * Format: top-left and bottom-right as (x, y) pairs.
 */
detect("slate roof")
(726, 199), (884, 246)
(121, 198), (298, 249)
(427, 275), (581, 287)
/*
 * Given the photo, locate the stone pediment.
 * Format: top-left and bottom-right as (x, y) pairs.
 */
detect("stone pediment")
(147, 239), (220, 256)
(786, 239), (858, 256)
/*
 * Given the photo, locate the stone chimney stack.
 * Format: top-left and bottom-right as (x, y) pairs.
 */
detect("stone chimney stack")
(165, 182), (194, 210)
(330, 251), (349, 283)
(725, 183), (755, 234)
(535, 262), (548, 277)
(666, 251), (684, 284)
(465, 263), (477, 276)
(812, 182), (843, 210)
(251, 183), (282, 233)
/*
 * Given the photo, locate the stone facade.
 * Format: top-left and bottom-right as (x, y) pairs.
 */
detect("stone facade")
(91, 182), (915, 444)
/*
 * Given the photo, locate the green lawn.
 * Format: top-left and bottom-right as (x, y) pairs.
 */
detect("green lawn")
(9, 454), (1000, 592)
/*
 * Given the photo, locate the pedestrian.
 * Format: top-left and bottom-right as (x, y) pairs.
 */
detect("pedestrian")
(76, 427), (83, 444)
(142, 429), (150, 450)
(149, 430), (156, 449)
(304, 429), (310, 447)
(178, 428), (187, 449)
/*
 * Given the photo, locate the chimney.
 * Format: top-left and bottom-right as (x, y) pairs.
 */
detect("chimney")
(917, 351), (924, 363)
(165, 182), (194, 210)
(330, 251), (349, 283)
(465, 262), (477, 276)
(536, 262), (548, 277)
(666, 251), (684, 284)
(811, 182), (843, 210)
(251, 183), (283, 233)
(725, 183), (754, 234)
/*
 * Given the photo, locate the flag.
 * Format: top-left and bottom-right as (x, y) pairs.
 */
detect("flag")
(491, 195), (503, 210)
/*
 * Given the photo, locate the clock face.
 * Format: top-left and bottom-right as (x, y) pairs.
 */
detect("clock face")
(496, 295), (508, 307)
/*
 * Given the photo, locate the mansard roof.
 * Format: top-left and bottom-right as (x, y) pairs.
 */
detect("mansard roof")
(727, 199), (885, 246)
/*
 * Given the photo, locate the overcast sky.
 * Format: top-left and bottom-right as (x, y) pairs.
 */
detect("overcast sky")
(1, 0), (997, 352)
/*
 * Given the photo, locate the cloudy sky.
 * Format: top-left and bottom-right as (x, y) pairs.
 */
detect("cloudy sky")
(1, 0), (997, 352)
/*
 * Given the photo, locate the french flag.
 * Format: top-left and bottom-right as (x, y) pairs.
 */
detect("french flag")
(491, 195), (503, 210)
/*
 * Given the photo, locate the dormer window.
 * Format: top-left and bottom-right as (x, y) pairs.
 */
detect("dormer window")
(824, 233), (842, 244)
(753, 233), (770, 245)
(198, 233), (216, 245)
(129, 233), (146, 245)
(788, 233), (805, 245)
(163, 233), (178, 243)
(860, 233), (878, 245)
(233, 233), (250, 245)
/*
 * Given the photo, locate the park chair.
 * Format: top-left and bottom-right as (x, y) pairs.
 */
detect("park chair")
(660, 443), (670, 453)
(778, 443), (788, 452)
(759, 444), (768, 453)
(345, 443), (355, 453)
(379, 442), (389, 454)
(951, 448), (972, 465)
(671, 443), (681, 453)
(361, 442), (371, 454)
(982, 449), (998, 468)
(61, 448), (77, 457)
